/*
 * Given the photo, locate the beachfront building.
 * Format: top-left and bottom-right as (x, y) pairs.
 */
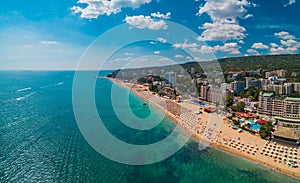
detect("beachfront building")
(231, 81), (246, 95)
(164, 72), (177, 88)
(200, 85), (234, 105)
(258, 92), (300, 127)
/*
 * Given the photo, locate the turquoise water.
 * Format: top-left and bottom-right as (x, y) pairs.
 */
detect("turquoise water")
(249, 119), (255, 124)
(0, 71), (298, 182)
(239, 119), (261, 131)
(250, 124), (261, 131)
(188, 99), (206, 106)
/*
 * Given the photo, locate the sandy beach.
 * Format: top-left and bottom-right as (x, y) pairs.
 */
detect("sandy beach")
(108, 78), (300, 179)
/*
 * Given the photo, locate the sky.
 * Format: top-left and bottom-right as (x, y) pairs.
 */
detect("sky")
(0, 0), (300, 70)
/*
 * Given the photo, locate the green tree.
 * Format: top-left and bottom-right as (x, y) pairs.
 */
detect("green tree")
(234, 101), (245, 112)
(259, 121), (273, 139)
(226, 96), (234, 107)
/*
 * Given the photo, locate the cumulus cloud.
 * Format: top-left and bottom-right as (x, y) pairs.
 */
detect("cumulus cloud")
(172, 41), (199, 49)
(157, 37), (167, 43)
(190, 45), (214, 54)
(197, 0), (255, 42)
(275, 31), (296, 40)
(124, 15), (167, 30)
(189, 43), (241, 55)
(113, 57), (133, 62)
(270, 31), (300, 54)
(244, 14), (253, 19)
(174, 54), (184, 58)
(71, 0), (152, 19)
(247, 49), (259, 54)
(41, 41), (58, 45)
(151, 12), (171, 19)
(197, 20), (246, 41)
(251, 42), (269, 49)
(213, 42), (241, 54)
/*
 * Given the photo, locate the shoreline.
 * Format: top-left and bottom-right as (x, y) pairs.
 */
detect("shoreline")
(107, 77), (300, 180)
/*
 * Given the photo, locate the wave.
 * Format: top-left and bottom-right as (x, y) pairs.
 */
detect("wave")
(15, 92), (36, 101)
(40, 82), (64, 89)
(56, 82), (64, 86)
(17, 87), (32, 92)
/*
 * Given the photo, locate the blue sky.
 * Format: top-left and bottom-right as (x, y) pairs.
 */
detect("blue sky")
(0, 0), (300, 70)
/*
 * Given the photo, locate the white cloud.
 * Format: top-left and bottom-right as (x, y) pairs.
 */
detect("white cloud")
(71, 0), (152, 19)
(239, 40), (245, 44)
(157, 37), (167, 43)
(151, 12), (171, 19)
(270, 31), (300, 54)
(124, 52), (134, 56)
(124, 15), (167, 30)
(197, 0), (255, 42)
(190, 42), (241, 54)
(190, 45), (214, 54)
(244, 14), (253, 19)
(280, 39), (299, 47)
(174, 54), (184, 58)
(157, 57), (171, 62)
(247, 49), (259, 54)
(251, 42), (269, 49)
(197, 0), (252, 21)
(113, 57), (132, 62)
(284, 0), (296, 7)
(172, 41), (199, 49)
(197, 20), (246, 41)
(213, 42), (241, 54)
(270, 43), (279, 48)
(154, 51), (160, 54)
(275, 31), (296, 40)
(41, 41), (58, 45)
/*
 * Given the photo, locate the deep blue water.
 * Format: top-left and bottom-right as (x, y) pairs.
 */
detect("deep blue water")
(0, 71), (298, 182)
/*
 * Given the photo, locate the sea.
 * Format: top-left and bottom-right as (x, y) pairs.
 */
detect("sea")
(0, 71), (298, 183)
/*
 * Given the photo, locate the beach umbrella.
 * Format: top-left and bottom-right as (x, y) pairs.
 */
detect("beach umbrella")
(260, 151), (263, 154)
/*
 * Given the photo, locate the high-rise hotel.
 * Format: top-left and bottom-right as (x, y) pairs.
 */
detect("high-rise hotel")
(258, 92), (300, 127)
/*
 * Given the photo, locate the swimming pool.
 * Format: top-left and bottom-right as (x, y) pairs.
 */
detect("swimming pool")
(249, 119), (256, 124)
(188, 99), (206, 106)
(250, 124), (261, 131)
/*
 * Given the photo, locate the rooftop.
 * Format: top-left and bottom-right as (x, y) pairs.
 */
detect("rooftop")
(275, 116), (300, 123)
(273, 126), (300, 140)
(284, 97), (300, 102)
(261, 92), (274, 97)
